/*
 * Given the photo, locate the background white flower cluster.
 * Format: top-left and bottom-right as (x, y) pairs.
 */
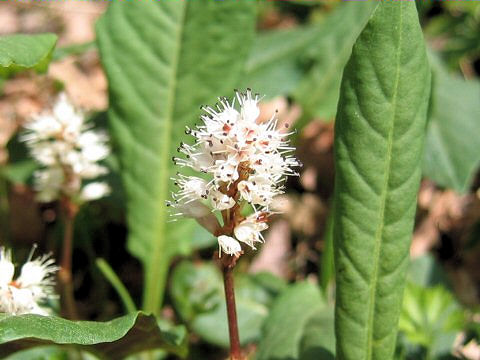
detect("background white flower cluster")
(21, 93), (110, 203)
(0, 247), (58, 315)
(169, 89), (300, 256)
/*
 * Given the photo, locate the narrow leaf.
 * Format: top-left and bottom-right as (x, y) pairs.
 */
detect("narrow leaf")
(242, 24), (321, 97)
(96, 1), (256, 313)
(242, 2), (376, 107)
(333, 2), (430, 359)
(0, 312), (187, 359)
(293, 2), (377, 122)
(0, 33), (57, 77)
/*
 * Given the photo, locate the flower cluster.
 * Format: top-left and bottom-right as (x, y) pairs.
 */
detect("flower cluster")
(169, 89), (300, 256)
(0, 247), (58, 315)
(21, 93), (110, 203)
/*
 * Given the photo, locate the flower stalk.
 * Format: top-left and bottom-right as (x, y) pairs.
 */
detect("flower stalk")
(169, 89), (300, 360)
(21, 93), (111, 318)
(222, 256), (242, 360)
(58, 197), (79, 319)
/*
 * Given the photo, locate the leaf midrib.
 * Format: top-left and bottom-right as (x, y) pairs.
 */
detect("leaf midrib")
(144, 2), (188, 314)
(365, 4), (404, 358)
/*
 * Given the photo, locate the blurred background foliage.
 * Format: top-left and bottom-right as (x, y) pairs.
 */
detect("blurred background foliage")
(0, 1), (479, 359)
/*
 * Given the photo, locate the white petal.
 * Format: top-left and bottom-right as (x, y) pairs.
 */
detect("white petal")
(80, 182), (111, 201)
(17, 254), (58, 289)
(233, 223), (258, 248)
(210, 190), (235, 210)
(0, 248), (14, 285)
(170, 199), (211, 219)
(218, 235), (242, 256)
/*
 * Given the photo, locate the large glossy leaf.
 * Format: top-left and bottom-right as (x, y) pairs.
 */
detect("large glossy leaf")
(423, 54), (480, 193)
(293, 2), (377, 122)
(170, 261), (285, 347)
(0, 33), (57, 77)
(0, 312), (187, 359)
(255, 282), (323, 360)
(333, 2), (430, 360)
(96, 1), (256, 313)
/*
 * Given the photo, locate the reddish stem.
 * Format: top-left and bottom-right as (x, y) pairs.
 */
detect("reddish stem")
(222, 259), (242, 360)
(216, 163), (250, 359)
(58, 198), (79, 319)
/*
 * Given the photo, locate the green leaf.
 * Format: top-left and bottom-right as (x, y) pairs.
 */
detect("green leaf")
(333, 2), (431, 360)
(52, 41), (96, 62)
(320, 207), (335, 293)
(96, 0), (256, 314)
(422, 55), (480, 193)
(293, 2), (377, 122)
(256, 282), (324, 360)
(399, 283), (465, 358)
(170, 261), (283, 347)
(4, 345), (68, 360)
(1, 160), (37, 185)
(241, 24), (320, 97)
(299, 307), (336, 360)
(0, 312), (187, 359)
(0, 34), (57, 77)
(407, 254), (449, 289)
(242, 2), (376, 107)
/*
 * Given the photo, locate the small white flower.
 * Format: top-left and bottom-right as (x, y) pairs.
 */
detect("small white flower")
(169, 89), (301, 255)
(213, 160), (239, 184)
(22, 93), (111, 203)
(172, 175), (209, 203)
(33, 167), (64, 202)
(238, 90), (260, 123)
(0, 248), (14, 285)
(167, 197), (210, 218)
(210, 190), (235, 211)
(218, 235), (242, 257)
(0, 247), (58, 316)
(80, 182), (111, 201)
(233, 213), (269, 249)
(78, 131), (110, 162)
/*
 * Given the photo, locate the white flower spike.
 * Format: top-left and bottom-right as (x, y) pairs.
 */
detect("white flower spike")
(21, 93), (111, 204)
(169, 89), (301, 256)
(0, 247), (58, 316)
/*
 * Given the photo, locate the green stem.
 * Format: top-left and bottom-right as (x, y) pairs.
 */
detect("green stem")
(96, 258), (137, 313)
